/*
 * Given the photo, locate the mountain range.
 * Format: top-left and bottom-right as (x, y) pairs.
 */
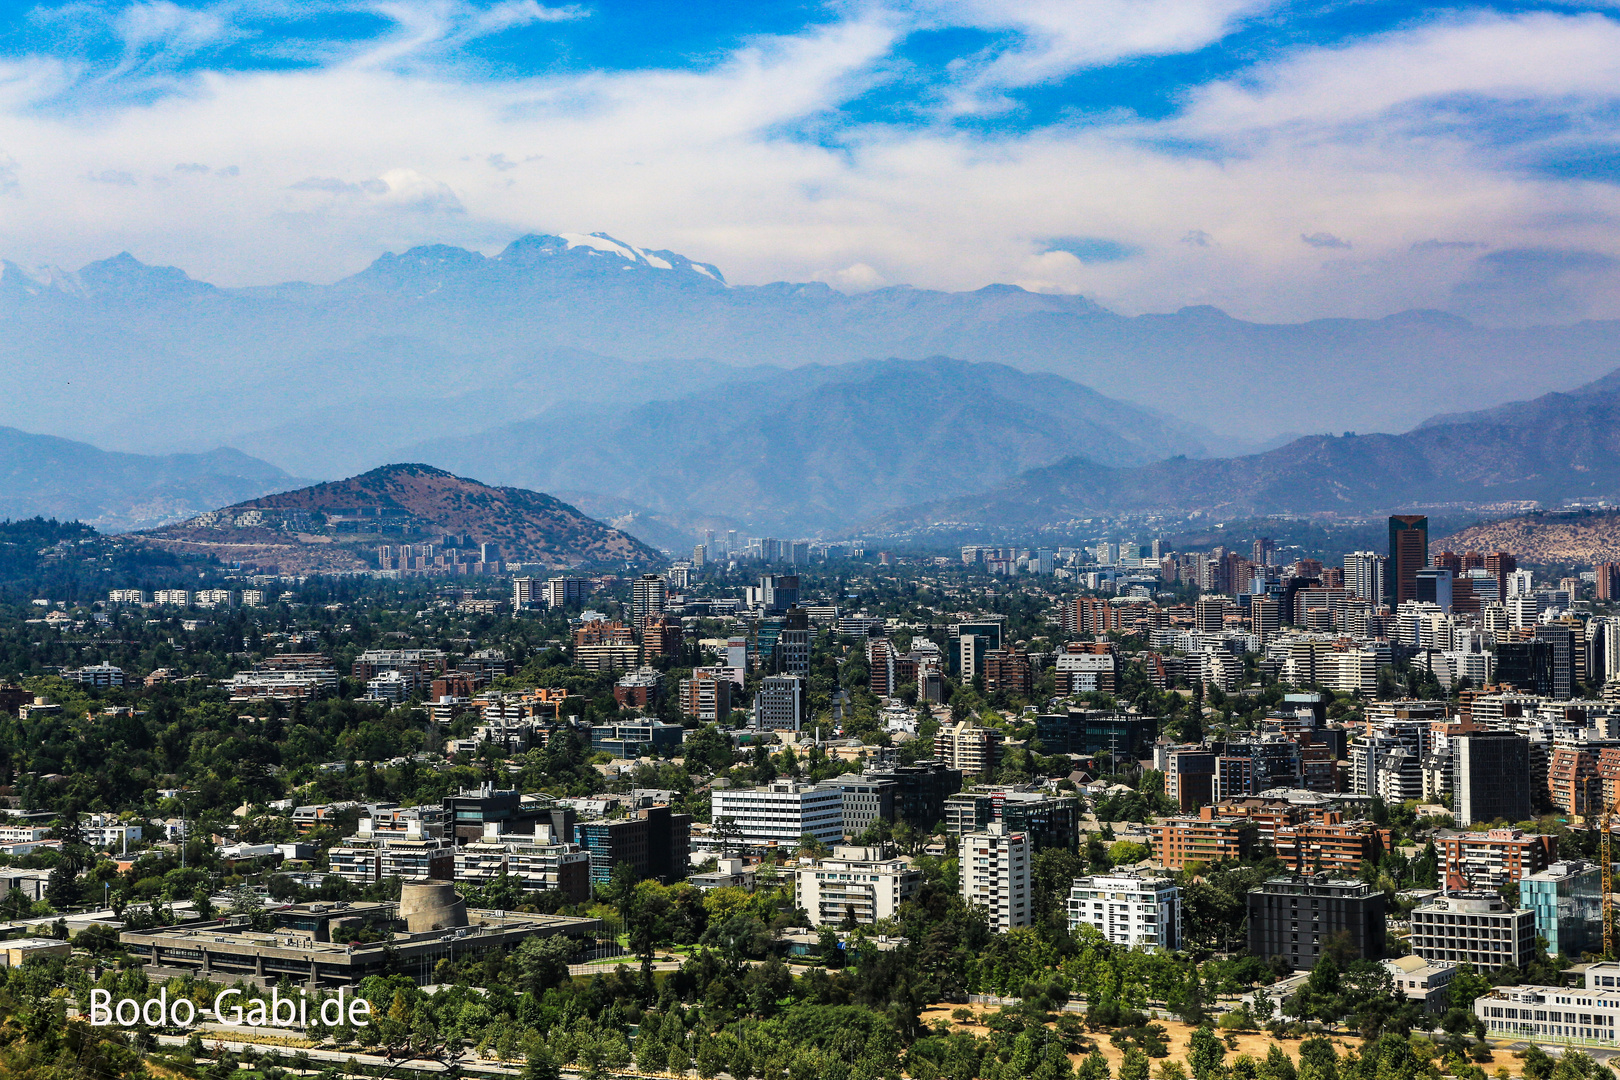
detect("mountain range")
(134, 464), (658, 574)
(402, 357), (1208, 536)
(863, 367), (1620, 534)
(7, 233), (1620, 465)
(6, 232), (1620, 542)
(0, 428), (299, 532)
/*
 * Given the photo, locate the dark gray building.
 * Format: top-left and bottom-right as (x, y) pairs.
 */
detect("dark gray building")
(1246, 875), (1386, 970)
(1532, 625), (1576, 700)
(1496, 640), (1555, 698)
(1455, 731), (1532, 827)
(1034, 711), (1155, 757)
(816, 774), (897, 836)
(863, 760), (961, 829)
(944, 790), (1080, 852)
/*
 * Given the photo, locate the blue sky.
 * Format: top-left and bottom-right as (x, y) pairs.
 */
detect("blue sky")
(2, 0), (1620, 323)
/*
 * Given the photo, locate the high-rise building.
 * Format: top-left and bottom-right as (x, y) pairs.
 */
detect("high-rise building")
(1454, 732), (1532, 826)
(1495, 640), (1555, 697)
(1533, 624), (1576, 699)
(1067, 872), (1182, 952)
(959, 824), (1032, 931)
(631, 574), (668, 621)
(983, 648), (1033, 696)
(1415, 568), (1453, 614)
(935, 721), (1003, 779)
(752, 675), (805, 732)
(1520, 860), (1602, 958)
(776, 606), (810, 676)
(1388, 515), (1430, 606)
(544, 577), (592, 609)
(1598, 562), (1620, 602)
(759, 574), (799, 614)
(1194, 597), (1228, 632)
(1250, 596), (1280, 644)
(1485, 552), (1518, 604)
(679, 669), (733, 723)
(1590, 617), (1620, 689)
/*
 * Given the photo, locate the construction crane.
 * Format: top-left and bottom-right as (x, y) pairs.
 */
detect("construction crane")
(1604, 812), (1612, 960)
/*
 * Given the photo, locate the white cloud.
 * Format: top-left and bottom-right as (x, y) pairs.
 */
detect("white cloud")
(0, 4), (1617, 326)
(813, 262), (886, 290)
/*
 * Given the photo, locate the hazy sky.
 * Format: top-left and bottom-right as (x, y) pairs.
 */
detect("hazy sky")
(2, 0), (1620, 324)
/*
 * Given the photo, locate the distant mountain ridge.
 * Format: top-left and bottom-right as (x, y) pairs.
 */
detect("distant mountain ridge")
(135, 464), (659, 573)
(4, 236), (1620, 475)
(403, 357), (1209, 536)
(863, 366), (1620, 533)
(0, 427), (300, 532)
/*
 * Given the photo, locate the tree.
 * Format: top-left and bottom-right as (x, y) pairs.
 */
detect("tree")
(1187, 1026), (1225, 1080)
(1121, 1048), (1152, 1080)
(1447, 961), (1492, 1010)
(1080, 1050), (1112, 1080)
(44, 862), (80, 910)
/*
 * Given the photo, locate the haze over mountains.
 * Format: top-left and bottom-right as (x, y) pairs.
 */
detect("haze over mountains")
(4, 232), (1620, 541)
(0, 428), (299, 532)
(866, 367), (1620, 534)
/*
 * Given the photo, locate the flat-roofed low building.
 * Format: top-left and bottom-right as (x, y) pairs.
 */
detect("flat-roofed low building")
(0, 938), (71, 967)
(1475, 983), (1620, 1045)
(1384, 954), (1456, 1014)
(120, 900), (602, 988)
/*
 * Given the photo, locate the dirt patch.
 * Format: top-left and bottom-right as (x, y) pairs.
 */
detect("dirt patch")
(918, 1005), (1361, 1070)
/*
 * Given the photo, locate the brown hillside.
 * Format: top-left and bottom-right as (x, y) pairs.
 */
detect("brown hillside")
(1436, 510), (1620, 566)
(133, 464), (661, 574)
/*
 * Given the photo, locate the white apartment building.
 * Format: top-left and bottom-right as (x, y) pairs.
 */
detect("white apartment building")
(959, 823), (1031, 931)
(794, 845), (922, 927)
(63, 664), (124, 688)
(710, 781), (845, 847)
(1066, 871), (1182, 952)
(454, 823), (590, 894)
(327, 818), (454, 885)
(107, 589), (146, 604)
(152, 590), (190, 606)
